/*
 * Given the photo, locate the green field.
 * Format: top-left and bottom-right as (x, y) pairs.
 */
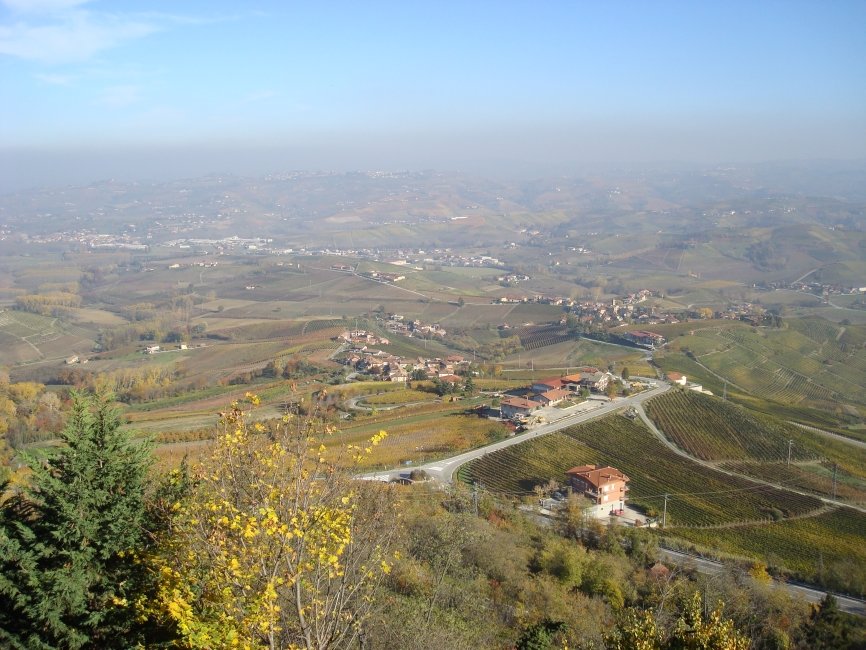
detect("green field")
(360, 388), (435, 406)
(500, 337), (653, 376)
(719, 319), (863, 407)
(718, 460), (866, 504)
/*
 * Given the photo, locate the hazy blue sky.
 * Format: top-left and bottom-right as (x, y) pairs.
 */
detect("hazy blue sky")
(2, 0), (865, 188)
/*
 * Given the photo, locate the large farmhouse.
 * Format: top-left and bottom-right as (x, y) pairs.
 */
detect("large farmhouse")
(578, 370), (611, 393)
(500, 396), (542, 419)
(565, 464), (629, 518)
(531, 377), (566, 393)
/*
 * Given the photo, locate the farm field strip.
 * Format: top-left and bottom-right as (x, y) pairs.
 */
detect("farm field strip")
(719, 461), (866, 504)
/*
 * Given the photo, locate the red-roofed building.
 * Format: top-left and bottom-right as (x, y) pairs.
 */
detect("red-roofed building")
(565, 464), (629, 517)
(533, 388), (571, 406)
(500, 396), (542, 419)
(562, 373), (583, 392)
(666, 371), (687, 386)
(624, 330), (665, 348)
(531, 377), (565, 393)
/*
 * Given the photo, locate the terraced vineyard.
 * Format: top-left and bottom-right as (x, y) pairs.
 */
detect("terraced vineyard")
(719, 461), (866, 504)
(670, 507), (866, 597)
(302, 318), (346, 334)
(659, 317), (866, 414)
(644, 390), (866, 503)
(515, 324), (579, 351)
(790, 316), (841, 345)
(644, 390), (818, 462)
(462, 415), (823, 527)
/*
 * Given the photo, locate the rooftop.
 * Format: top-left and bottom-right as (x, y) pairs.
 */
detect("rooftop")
(565, 464), (630, 489)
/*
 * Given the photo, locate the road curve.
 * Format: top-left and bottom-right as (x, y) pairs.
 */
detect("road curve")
(361, 382), (671, 483)
(357, 380), (866, 617)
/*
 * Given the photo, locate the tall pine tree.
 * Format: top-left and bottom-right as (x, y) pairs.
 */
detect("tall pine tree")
(0, 392), (156, 649)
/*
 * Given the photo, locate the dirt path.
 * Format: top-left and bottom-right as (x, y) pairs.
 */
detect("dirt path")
(673, 504), (837, 531)
(790, 422), (866, 451)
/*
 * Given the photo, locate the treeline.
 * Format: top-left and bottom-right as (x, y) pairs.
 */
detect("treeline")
(97, 317), (207, 351)
(97, 291), (208, 351)
(227, 356), (323, 386)
(0, 377), (66, 451)
(478, 334), (523, 361)
(119, 301), (159, 322)
(53, 365), (207, 404)
(14, 291), (82, 316)
(747, 240), (788, 271)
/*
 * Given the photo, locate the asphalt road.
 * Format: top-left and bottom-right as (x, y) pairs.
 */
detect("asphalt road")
(659, 548), (866, 617)
(359, 380), (866, 617)
(361, 381), (670, 483)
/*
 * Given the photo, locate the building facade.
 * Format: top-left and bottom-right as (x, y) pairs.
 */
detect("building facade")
(565, 464), (629, 518)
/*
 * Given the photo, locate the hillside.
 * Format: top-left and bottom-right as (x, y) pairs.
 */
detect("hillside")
(652, 316), (866, 436)
(644, 390), (866, 505)
(460, 412), (866, 595)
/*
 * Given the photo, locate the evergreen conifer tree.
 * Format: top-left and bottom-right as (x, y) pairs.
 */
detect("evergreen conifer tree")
(0, 392), (156, 649)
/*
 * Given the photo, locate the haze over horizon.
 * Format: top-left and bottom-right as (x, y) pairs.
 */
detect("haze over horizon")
(2, 0), (866, 191)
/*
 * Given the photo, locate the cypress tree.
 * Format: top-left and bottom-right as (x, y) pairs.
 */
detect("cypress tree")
(0, 392), (154, 649)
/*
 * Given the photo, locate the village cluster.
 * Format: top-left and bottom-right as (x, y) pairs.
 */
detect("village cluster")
(336, 330), (470, 384)
(498, 370), (615, 420)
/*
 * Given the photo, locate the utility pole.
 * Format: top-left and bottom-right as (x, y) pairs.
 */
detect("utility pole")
(662, 494), (669, 529)
(472, 483), (479, 517)
(787, 439), (794, 466)
(832, 463), (838, 500)
(723, 380), (727, 400)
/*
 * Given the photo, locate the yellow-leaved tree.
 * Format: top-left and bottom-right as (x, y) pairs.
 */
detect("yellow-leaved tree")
(608, 592), (750, 650)
(150, 394), (398, 649)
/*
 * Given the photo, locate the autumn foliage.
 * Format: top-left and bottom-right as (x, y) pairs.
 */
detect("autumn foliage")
(150, 394), (398, 649)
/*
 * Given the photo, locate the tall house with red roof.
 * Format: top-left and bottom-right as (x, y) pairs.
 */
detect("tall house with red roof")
(565, 464), (629, 517)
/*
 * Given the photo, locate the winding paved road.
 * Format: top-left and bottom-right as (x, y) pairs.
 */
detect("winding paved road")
(361, 381), (671, 483)
(358, 379), (866, 616)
